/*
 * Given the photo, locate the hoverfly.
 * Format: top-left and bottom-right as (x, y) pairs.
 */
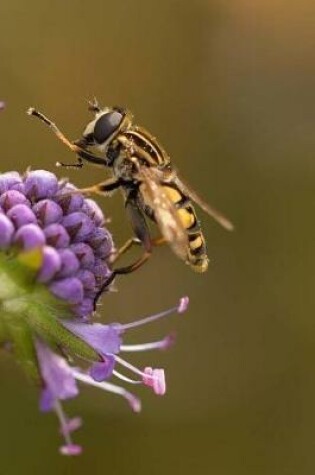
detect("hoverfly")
(27, 100), (233, 277)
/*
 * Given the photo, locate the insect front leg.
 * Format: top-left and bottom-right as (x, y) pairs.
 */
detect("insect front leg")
(27, 107), (108, 166)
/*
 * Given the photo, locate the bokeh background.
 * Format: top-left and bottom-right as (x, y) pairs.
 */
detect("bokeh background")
(0, 0), (315, 473)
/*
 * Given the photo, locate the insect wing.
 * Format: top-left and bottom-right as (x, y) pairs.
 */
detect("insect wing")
(171, 172), (234, 231)
(138, 168), (188, 261)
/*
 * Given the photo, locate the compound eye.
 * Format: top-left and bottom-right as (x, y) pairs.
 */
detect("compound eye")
(93, 111), (123, 144)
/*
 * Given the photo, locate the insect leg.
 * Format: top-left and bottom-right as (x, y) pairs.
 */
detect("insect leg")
(125, 193), (152, 253)
(151, 236), (167, 246)
(93, 235), (167, 310)
(93, 197), (152, 307)
(106, 197), (153, 273)
(27, 107), (80, 152)
(110, 235), (166, 265)
(56, 157), (84, 169)
(27, 107), (108, 166)
(93, 250), (152, 310)
(76, 178), (122, 197)
(110, 237), (142, 264)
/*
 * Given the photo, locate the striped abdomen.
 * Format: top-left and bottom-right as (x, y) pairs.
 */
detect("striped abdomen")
(162, 184), (209, 272)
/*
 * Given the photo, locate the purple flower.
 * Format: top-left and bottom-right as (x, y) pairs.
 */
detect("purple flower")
(0, 170), (189, 456)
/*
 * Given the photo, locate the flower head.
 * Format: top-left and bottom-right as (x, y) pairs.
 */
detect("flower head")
(0, 170), (189, 455)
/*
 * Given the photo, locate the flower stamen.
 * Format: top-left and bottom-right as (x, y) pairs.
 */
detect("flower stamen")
(142, 367), (166, 396)
(54, 400), (82, 456)
(112, 370), (142, 384)
(117, 297), (189, 332)
(121, 334), (175, 352)
(72, 369), (141, 413)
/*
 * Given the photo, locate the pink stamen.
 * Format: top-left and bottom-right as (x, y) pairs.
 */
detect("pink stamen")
(54, 400), (78, 452)
(178, 296), (189, 314)
(60, 444), (82, 456)
(114, 354), (145, 378)
(113, 370), (142, 384)
(113, 356), (167, 396)
(143, 367), (166, 396)
(73, 369), (142, 413)
(60, 417), (82, 436)
(120, 333), (175, 353)
(53, 400), (83, 456)
(117, 297), (189, 332)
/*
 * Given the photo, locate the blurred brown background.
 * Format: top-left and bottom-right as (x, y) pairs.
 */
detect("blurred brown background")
(1, 0), (315, 473)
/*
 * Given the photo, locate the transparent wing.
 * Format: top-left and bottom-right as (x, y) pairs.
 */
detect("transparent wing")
(137, 167), (188, 261)
(171, 171), (234, 231)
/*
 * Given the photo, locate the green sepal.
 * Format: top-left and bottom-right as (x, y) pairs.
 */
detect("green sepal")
(25, 298), (101, 362)
(0, 250), (40, 300)
(0, 249), (101, 383)
(1, 312), (40, 382)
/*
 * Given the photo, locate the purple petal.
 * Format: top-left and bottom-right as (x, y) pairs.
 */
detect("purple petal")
(89, 228), (114, 259)
(57, 249), (80, 278)
(37, 246), (62, 283)
(24, 170), (58, 200)
(14, 224), (46, 250)
(70, 243), (95, 269)
(94, 240), (114, 259)
(82, 199), (105, 226)
(7, 204), (37, 228)
(40, 387), (55, 412)
(50, 278), (84, 304)
(62, 212), (94, 242)
(35, 339), (78, 408)
(72, 298), (94, 319)
(55, 184), (84, 213)
(44, 223), (70, 248)
(89, 355), (115, 381)
(89, 227), (111, 248)
(76, 269), (96, 291)
(0, 214), (14, 248)
(0, 172), (23, 195)
(33, 199), (63, 226)
(0, 190), (29, 211)
(62, 321), (122, 354)
(93, 259), (112, 287)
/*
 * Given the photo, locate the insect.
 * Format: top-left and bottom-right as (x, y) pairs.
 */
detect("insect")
(27, 100), (233, 277)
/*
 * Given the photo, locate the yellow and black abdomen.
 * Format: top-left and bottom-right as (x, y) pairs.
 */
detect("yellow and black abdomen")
(163, 184), (209, 273)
